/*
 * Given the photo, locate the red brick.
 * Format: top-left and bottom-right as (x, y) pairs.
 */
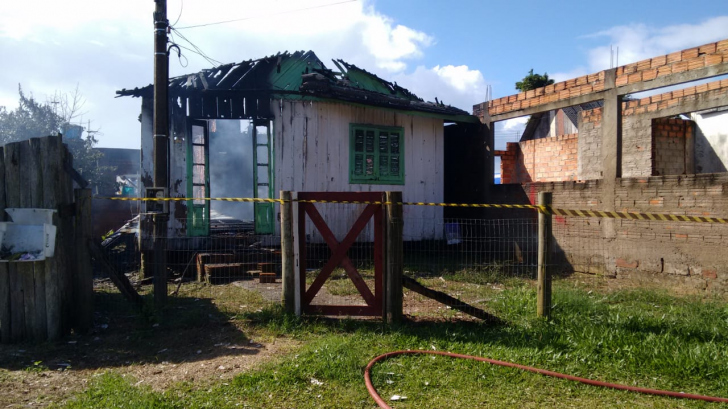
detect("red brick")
(667, 51), (682, 63)
(687, 57), (705, 71)
(699, 44), (717, 54)
(642, 69), (658, 81)
(651, 55), (667, 68)
(681, 47), (699, 60)
(671, 61), (688, 73)
(717, 40), (728, 51)
(657, 65), (672, 77)
(628, 72), (642, 84)
(702, 269), (718, 279)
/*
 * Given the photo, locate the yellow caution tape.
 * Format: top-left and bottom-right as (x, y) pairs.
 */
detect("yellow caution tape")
(93, 196), (728, 223)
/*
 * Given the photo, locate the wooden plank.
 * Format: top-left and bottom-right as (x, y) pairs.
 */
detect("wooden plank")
(0, 264), (9, 343)
(32, 261), (47, 341)
(59, 145), (74, 334)
(4, 142), (21, 209)
(384, 191), (401, 323)
(73, 189), (93, 333)
(402, 276), (502, 324)
(8, 263), (24, 342)
(28, 138), (44, 208)
(0, 147), (7, 343)
(0, 146), (5, 221)
(18, 141), (32, 208)
(19, 262), (40, 342)
(5, 143), (23, 342)
(19, 263), (37, 341)
(297, 201), (307, 311)
(88, 241), (144, 308)
(537, 192), (553, 319)
(305, 305), (380, 316)
(40, 135), (62, 340)
(281, 191), (295, 314)
(28, 138), (47, 341)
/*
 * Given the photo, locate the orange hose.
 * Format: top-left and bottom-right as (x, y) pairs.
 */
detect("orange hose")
(364, 350), (728, 408)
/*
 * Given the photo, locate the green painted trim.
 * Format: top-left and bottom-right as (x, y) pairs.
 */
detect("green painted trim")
(253, 122), (275, 234)
(272, 94), (479, 124)
(349, 123), (405, 186)
(186, 119), (210, 237)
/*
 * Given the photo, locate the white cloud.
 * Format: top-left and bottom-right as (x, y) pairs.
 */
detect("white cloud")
(360, 12), (433, 72)
(0, 0), (451, 148)
(391, 64), (486, 112)
(503, 117), (528, 131)
(550, 68), (589, 83)
(586, 16), (728, 71)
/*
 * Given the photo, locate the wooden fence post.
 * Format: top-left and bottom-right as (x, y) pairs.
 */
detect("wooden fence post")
(41, 135), (62, 340)
(537, 191), (553, 319)
(384, 191), (403, 324)
(0, 146), (9, 344)
(74, 188), (93, 333)
(292, 192), (302, 316)
(280, 191), (295, 314)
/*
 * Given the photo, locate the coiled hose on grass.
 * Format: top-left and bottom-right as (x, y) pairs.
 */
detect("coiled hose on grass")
(364, 350), (728, 408)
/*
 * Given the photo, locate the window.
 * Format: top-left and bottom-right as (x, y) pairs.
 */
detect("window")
(349, 124), (404, 184)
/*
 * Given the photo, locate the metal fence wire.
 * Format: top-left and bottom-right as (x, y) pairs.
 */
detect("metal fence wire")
(91, 196), (723, 321)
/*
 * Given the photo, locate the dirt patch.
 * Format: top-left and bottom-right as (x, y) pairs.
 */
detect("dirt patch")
(0, 278), (302, 408)
(0, 326), (299, 408)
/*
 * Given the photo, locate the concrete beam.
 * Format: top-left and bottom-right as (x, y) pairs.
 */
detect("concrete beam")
(487, 62), (728, 123)
(617, 63), (728, 95)
(489, 91), (608, 122)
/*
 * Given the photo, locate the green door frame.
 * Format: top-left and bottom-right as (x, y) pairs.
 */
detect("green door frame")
(253, 120), (275, 234)
(187, 119), (210, 236)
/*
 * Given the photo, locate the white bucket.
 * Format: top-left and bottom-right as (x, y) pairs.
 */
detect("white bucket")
(5, 208), (56, 225)
(0, 223), (57, 262)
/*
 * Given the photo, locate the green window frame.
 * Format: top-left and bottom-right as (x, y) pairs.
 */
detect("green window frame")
(349, 124), (404, 185)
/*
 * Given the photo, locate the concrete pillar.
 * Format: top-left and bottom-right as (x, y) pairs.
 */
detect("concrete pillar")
(601, 69), (622, 239)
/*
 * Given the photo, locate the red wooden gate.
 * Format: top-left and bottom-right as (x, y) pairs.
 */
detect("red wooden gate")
(297, 192), (384, 316)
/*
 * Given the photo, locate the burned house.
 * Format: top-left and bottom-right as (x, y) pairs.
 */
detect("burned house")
(117, 51), (485, 242)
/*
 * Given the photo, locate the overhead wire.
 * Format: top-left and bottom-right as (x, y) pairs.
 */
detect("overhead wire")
(171, 0), (184, 27)
(174, 0), (357, 30)
(169, 27), (222, 67)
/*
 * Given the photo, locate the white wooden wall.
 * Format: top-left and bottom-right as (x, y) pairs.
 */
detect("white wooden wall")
(273, 99), (444, 242)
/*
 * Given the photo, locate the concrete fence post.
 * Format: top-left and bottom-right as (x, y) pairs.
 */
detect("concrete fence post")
(537, 191), (553, 319)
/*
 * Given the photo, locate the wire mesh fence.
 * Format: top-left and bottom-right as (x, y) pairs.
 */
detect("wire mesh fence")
(93, 211), (283, 315)
(91, 196), (725, 322)
(401, 217), (539, 319)
(298, 201), (380, 313)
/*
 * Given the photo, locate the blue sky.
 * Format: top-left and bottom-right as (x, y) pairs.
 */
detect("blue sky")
(0, 0), (726, 150)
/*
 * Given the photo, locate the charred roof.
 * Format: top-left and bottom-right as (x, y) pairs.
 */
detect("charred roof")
(116, 51), (473, 120)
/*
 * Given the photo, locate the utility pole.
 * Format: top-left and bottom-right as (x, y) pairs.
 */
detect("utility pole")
(152, 0), (169, 308)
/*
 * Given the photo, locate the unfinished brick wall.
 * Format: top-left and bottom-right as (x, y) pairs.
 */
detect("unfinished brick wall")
(652, 118), (695, 176)
(499, 134), (578, 183)
(499, 78), (728, 184)
(488, 174), (728, 294)
(578, 109), (603, 180)
(475, 39), (728, 118)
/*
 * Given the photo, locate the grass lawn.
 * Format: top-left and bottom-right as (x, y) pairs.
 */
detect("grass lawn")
(50, 276), (728, 409)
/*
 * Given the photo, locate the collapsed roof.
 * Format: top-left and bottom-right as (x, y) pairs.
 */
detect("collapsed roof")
(117, 50), (475, 121)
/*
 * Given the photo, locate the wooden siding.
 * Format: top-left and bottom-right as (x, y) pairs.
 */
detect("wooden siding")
(273, 99), (445, 242)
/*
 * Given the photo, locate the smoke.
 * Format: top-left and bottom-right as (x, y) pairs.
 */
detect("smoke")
(209, 119), (254, 221)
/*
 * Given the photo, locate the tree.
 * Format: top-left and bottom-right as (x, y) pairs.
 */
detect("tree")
(0, 85), (114, 192)
(515, 69), (555, 92)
